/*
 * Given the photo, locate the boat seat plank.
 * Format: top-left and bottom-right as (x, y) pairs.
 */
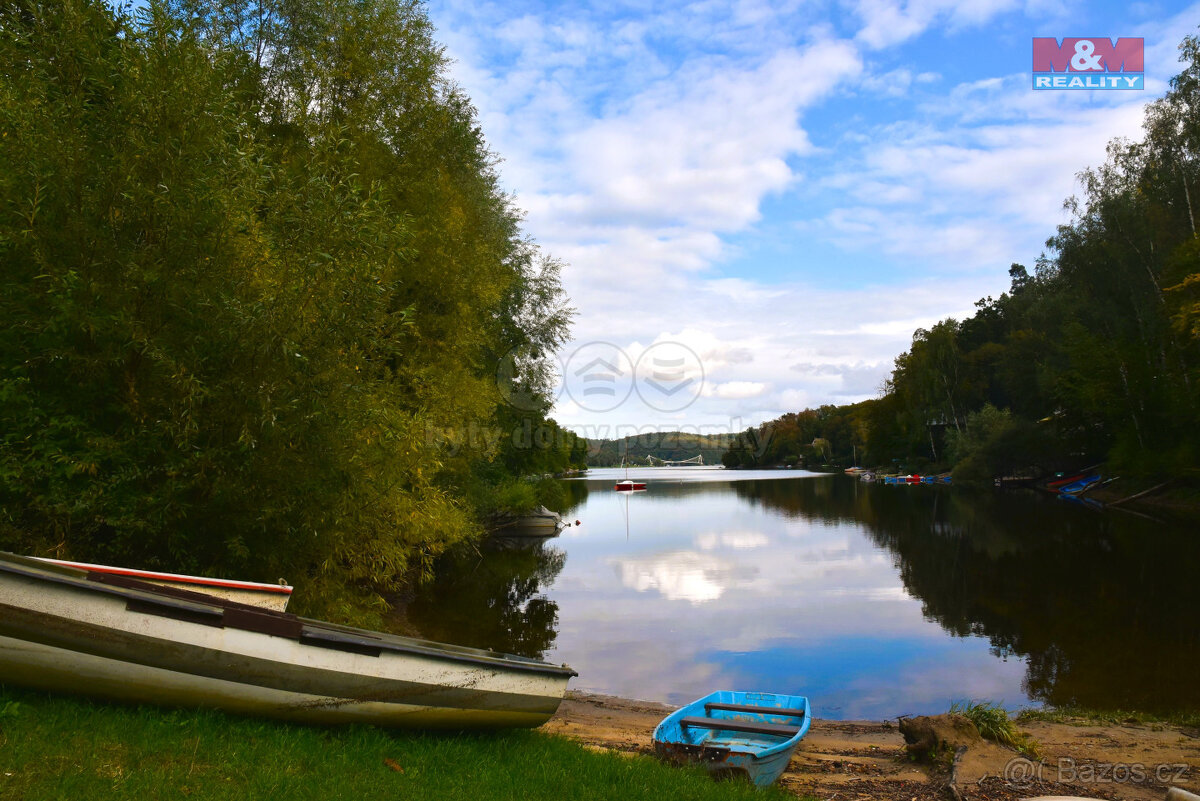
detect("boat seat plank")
(224, 606), (303, 638)
(704, 702), (805, 718)
(299, 626), (384, 657)
(680, 716), (800, 737)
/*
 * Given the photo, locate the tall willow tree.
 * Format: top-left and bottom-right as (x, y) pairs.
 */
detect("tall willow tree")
(0, 0), (571, 616)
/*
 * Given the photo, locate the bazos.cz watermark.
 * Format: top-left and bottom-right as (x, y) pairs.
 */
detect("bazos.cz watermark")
(1004, 756), (1190, 787)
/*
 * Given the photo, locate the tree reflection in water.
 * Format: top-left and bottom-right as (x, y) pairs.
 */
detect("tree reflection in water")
(405, 540), (567, 660)
(734, 477), (1200, 714)
(541, 478), (590, 516)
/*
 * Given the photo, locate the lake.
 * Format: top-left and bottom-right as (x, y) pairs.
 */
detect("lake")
(407, 467), (1200, 720)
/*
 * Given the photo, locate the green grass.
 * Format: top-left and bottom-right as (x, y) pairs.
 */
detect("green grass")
(1016, 705), (1200, 729)
(0, 686), (791, 801)
(949, 701), (1042, 760)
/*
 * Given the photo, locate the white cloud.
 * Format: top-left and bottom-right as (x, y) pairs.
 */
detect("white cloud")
(524, 41), (861, 244)
(850, 0), (1022, 50)
(860, 67), (917, 97)
(707, 381), (770, 400)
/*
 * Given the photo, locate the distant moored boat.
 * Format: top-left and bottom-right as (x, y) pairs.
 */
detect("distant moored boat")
(490, 506), (565, 538)
(1058, 474), (1101, 494)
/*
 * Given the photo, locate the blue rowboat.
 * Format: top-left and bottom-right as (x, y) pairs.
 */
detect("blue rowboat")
(1059, 474), (1101, 494)
(653, 690), (811, 787)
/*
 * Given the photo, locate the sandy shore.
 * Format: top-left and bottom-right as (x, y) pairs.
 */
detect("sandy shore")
(542, 692), (1200, 801)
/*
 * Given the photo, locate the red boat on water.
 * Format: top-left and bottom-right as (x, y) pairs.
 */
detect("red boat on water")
(615, 479), (647, 491)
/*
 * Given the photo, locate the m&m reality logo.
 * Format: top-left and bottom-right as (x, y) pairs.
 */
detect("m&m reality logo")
(1032, 38), (1144, 90)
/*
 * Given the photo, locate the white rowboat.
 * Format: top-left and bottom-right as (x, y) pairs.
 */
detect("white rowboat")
(0, 552), (576, 729)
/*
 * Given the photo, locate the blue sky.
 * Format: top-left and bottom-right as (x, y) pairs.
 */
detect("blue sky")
(426, 0), (1200, 436)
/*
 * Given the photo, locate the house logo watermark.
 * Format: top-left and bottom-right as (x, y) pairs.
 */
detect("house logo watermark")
(502, 340), (706, 414)
(1032, 37), (1143, 90)
(562, 342), (634, 413)
(635, 341), (704, 413)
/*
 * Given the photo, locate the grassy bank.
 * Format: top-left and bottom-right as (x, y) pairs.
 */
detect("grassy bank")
(1086, 476), (1200, 519)
(1016, 705), (1200, 729)
(0, 687), (789, 801)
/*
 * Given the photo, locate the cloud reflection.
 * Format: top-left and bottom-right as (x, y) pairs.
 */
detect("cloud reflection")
(612, 549), (758, 604)
(695, 530), (769, 550)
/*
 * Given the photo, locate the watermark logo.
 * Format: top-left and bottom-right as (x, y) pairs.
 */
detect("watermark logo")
(423, 419), (766, 459)
(496, 340), (709, 417)
(1003, 757), (1190, 788)
(539, 341), (707, 414)
(635, 341), (704, 413)
(563, 342), (635, 413)
(1032, 37), (1144, 90)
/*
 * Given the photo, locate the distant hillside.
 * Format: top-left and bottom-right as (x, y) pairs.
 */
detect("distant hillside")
(585, 432), (734, 467)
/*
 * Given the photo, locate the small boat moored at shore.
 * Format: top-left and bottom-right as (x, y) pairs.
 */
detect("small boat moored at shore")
(1057, 474), (1101, 495)
(881, 473), (950, 486)
(489, 505), (565, 538)
(653, 690), (811, 787)
(0, 551), (576, 729)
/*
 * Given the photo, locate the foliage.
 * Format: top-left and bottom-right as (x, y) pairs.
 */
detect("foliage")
(0, 0), (575, 616)
(588, 432), (734, 467)
(945, 405), (1059, 485)
(950, 701), (1042, 760)
(722, 403), (877, 469)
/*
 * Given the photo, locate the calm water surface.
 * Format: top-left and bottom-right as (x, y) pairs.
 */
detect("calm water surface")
(408, 467), (1200, 720)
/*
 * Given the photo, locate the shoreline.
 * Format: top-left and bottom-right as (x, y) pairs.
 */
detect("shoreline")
(545, 691), (1200, 801)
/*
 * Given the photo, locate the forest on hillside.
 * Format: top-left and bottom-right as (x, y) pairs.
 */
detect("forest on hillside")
(0, 0), (583, 616)
(585, 432), (734, 467)
(726, 34), (1200, 482)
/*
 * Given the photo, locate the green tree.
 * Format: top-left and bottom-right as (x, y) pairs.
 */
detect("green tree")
(0, 0), (573, 618)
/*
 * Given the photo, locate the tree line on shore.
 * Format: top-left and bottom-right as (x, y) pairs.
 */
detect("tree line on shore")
(0, 0), (581, 617)
(726, 35), (1200, 482)
(585, 432), (734, 467)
